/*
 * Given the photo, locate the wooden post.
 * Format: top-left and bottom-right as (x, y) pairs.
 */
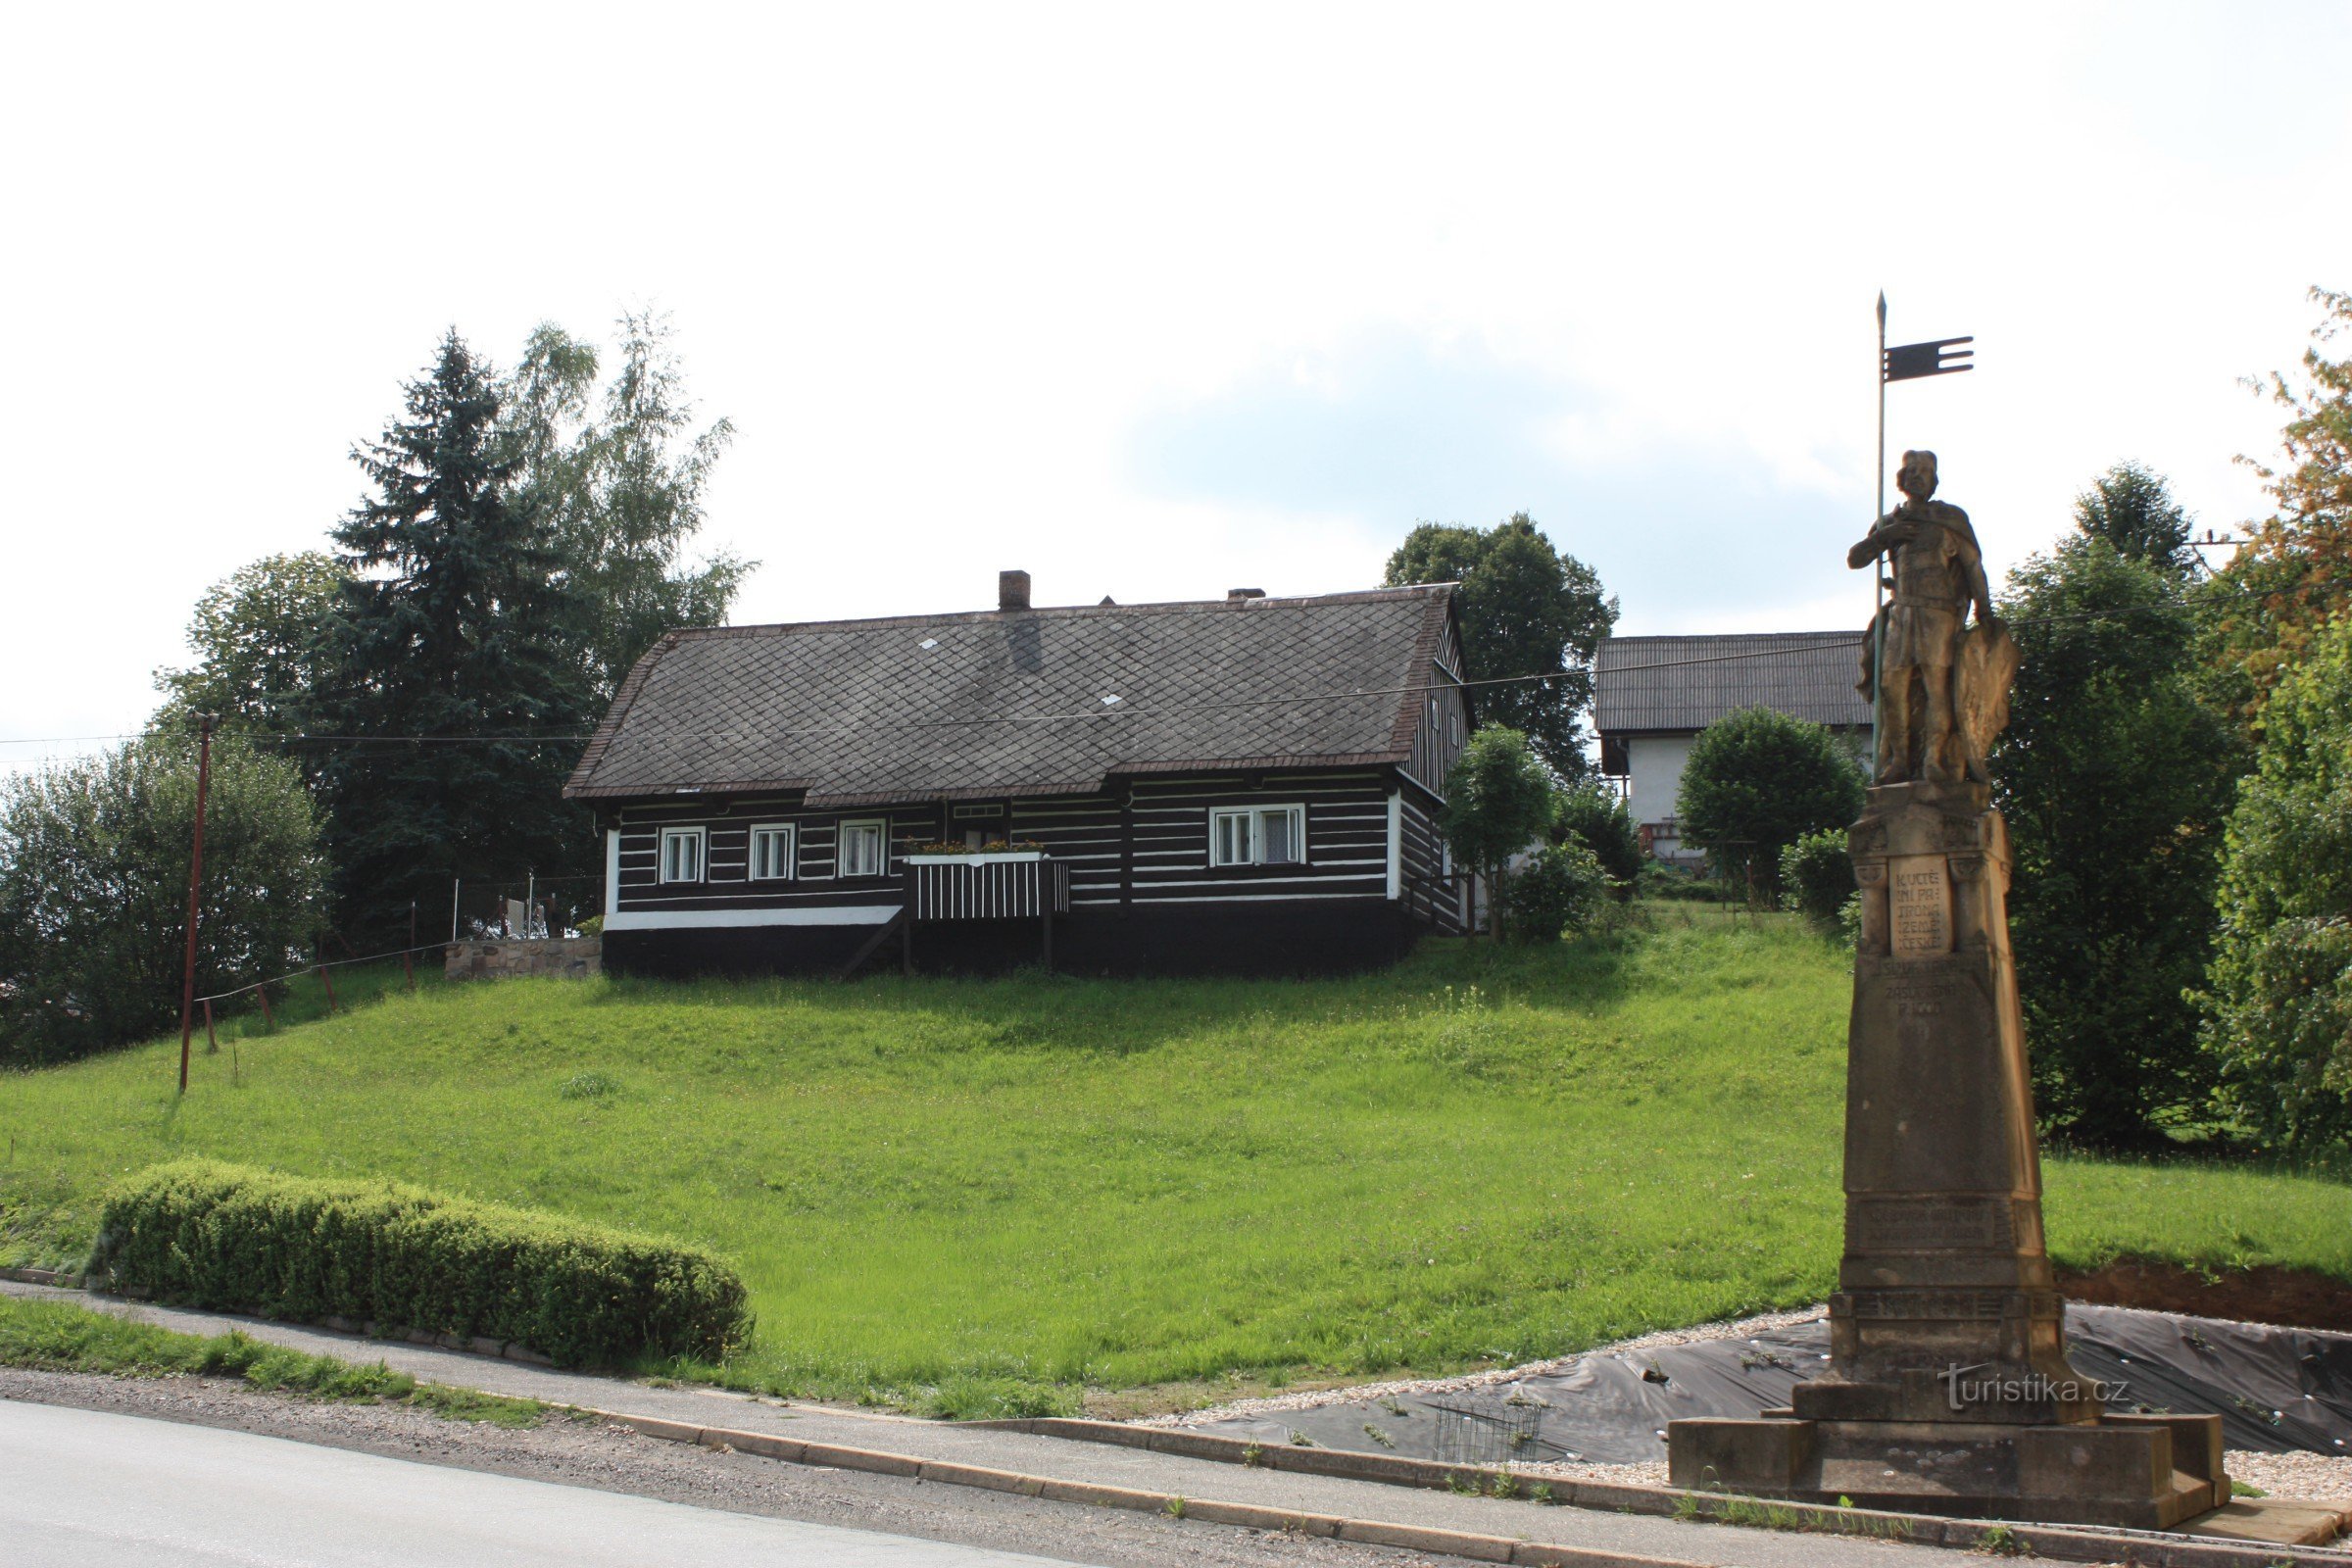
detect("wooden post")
(405, 902), (416, 992)
(203, 998), (217, 1055)
(176, 714), (215, 1095)
(256, 985), (273, 1028)
(1041, 903), (1054, 973)
(901, 868), (914, 976)
(319, 959), (337, 1014)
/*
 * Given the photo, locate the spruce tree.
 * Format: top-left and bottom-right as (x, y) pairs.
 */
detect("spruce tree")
(312, 331), (595, 937)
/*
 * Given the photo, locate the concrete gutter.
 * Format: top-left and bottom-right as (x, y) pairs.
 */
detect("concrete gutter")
(582, 1405), (1711, 1568)
(976, 1416), (2352, 1564)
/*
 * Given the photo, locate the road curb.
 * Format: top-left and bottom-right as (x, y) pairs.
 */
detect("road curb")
(972, 1416), (2352, 1568)
(581, 1406), (1701, 1568)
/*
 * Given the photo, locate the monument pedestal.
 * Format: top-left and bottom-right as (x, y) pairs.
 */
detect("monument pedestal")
(1667, 781), (2228, 1530)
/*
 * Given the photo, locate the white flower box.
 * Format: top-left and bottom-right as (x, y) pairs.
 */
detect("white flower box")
(906, 851), (1047, 865)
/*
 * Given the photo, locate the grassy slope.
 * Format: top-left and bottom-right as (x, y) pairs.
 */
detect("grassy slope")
(3, 913), (2346, 1413)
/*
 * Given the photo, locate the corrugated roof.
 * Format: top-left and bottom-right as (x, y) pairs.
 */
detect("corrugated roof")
(564, 586), (1454, 807)
(1592, 631), (1871, 735)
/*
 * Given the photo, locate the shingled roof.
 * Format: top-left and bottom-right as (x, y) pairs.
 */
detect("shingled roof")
(1592, 631), (1871, 735)
(564, 585), (1456, 807)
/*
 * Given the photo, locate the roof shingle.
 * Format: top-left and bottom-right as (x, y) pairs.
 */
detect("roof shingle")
(1592, 631), (1871, 735)
(564, 586), (1454, 806)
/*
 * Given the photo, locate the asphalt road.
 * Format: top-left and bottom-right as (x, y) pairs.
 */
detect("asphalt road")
(0, 1398), (1090, 1568)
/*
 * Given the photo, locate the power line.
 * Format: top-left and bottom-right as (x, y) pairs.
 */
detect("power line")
(3, 572), (2341, 760)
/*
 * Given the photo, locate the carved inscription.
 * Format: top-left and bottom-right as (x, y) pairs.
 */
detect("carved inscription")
(1848, 1198), (2017, 1251)
(1884, 977), (1953, 1017)
(1889, 856), (1952, 957)
(1843, 1289), (2012, 1320)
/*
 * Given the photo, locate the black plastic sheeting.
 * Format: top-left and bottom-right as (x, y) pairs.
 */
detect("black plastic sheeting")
(1187, 1306), (2352, 1468)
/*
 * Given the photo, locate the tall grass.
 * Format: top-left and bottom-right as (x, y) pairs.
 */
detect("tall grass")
(3, 919), (2344, 1414)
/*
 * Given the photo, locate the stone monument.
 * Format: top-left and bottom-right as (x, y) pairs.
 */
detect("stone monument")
(1665, 453), (2229, 1528)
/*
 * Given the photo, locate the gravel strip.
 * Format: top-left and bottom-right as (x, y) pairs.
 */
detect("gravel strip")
(1143, 1305), (1831, 1427)
(2225, 1449), (2352, 1502)
(0, 1368), (1444, 1568)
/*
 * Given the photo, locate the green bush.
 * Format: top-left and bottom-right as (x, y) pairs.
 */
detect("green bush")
(1676, 707), (1865, 897)
(576, 913), (604, 938)
(89, 1159), (749, 1367)
(1505, 842), (1608, 943)
(1552, 784), (1642, 895)
(1779, 829), (1853, 925)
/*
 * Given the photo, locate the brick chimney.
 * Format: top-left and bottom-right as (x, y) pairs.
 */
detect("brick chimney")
(1227, 587), (1265, 601)
(999, 569), (1031, 612)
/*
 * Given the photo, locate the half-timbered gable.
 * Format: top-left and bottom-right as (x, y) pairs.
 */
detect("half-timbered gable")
(564, 578), (1472, 975)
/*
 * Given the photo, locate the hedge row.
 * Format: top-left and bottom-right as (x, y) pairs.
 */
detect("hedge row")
(90, 1159), (750, 1367)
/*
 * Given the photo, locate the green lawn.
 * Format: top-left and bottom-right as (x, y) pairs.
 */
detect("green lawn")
(3, 916), (2346, 1416)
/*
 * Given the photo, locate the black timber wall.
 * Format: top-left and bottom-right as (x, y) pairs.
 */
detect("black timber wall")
(605, 896), (1417, 980)
(601, 767), (1453, 978)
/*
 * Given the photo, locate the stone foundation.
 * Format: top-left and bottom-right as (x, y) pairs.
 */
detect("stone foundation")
(443, 937), (602, 981)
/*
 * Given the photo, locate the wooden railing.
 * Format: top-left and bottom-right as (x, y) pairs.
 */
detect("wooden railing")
(905, 855), (1070, 922)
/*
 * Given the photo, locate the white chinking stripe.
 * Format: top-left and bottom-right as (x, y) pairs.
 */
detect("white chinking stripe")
(605, 906), (902, 931)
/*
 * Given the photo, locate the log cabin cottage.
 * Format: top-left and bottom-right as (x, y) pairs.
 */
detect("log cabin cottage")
(564, 572), (1475, 976)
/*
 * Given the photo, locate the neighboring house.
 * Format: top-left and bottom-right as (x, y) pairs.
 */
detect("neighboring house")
(1592, 631), (1870, 864)
(564, 573), (1474, 976)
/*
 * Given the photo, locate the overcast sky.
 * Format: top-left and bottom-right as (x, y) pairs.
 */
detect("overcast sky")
(4, 2), (2347, 768)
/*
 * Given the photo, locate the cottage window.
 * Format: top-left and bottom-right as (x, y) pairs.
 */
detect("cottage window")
(749, 823), (797, 881)
(659, 826), (706, 883)
(837, 818), (888, 878)
(1207, 805), (1306, 867)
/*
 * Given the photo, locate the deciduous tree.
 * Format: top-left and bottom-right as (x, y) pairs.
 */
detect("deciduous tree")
(0, 736), (325, 1065)
(2198, 615), (2352, 1153)
(2205, 287), (2352, 716)
(1386, 514), (1614, 776)
(152, 552), (347, 747)
(504, 313), (751, 698)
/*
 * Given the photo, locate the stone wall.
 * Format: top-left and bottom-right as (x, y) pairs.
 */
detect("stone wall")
(444, 937), (602, 982)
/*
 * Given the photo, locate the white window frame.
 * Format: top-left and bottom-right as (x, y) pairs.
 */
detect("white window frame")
(748, 822), (797, 882)
(1206, 804), (1308, 868)
(837, 818), (889, 879)
(659, 826), (706, 884)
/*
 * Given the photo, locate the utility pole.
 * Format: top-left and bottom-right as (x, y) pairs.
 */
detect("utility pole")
(176, 714), (215, 1096)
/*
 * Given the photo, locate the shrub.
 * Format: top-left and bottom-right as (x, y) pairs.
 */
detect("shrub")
(576, 914), (604, 938)
(2201, 617), (2352, 1152)
(1552, 783), (1642, 895)
(1505, 842), (1608, 943)
(89, 1159), (750, 1367)
(1779, 829), (1853, 925)
(1675, 708), (1864, 898)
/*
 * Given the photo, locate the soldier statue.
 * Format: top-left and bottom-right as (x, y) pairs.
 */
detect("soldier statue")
(1848, 450), (2016, 784)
